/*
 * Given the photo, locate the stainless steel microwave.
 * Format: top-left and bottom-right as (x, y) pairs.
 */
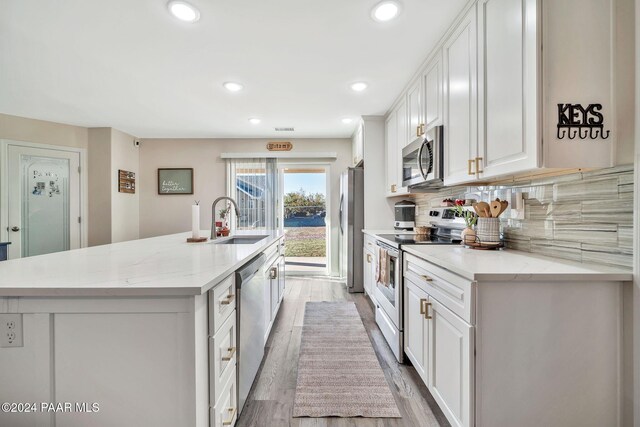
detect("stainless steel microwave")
(401, 125), (444, 190)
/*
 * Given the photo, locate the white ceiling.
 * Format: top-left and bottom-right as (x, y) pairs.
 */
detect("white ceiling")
(0, 0), (466, 138)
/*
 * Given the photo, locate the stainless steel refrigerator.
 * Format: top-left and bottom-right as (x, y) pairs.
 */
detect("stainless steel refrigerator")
(339, 167), (364, 293)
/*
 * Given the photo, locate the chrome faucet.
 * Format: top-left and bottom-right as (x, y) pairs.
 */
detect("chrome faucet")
(211, 197), (240, 239)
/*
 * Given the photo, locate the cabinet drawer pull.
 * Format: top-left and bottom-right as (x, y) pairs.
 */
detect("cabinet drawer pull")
(419, 298), (427, 315)
(222, 347), (236, 361)
(366, 254), (372, 263)
(391, 184), (397, 193)
(475, 157), (483, 174)
(420, 275), (433, 282)
(424, 302), (433, 320)
(220, 294), (235, 305)
(222, 407), (237, 425)
(468, 159), (475, 175)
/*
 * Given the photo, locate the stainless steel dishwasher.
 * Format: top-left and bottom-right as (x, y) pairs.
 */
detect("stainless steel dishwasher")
(235, 253), (267, 414)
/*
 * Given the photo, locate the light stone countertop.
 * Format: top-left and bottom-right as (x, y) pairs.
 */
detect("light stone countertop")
(402, 245), (633, 282)
(0, 231), (283, 297)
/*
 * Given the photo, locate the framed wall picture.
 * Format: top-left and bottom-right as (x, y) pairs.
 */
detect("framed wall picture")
(158, 168), (194, 195)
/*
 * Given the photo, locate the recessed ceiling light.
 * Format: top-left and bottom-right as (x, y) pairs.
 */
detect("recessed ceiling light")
(371, 1), (400, 22)
(223, 82), (244, 92)
(350, 82), (368, 92)
(342, 118), (353, 124)
(167, 1), (200, 23)
(248, 118), (261, 125)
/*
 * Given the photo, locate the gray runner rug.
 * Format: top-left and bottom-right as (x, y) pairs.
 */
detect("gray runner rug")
(293, 301), (401, 418)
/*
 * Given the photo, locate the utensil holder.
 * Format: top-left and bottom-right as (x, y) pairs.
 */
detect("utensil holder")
(475, 217), (501, 244)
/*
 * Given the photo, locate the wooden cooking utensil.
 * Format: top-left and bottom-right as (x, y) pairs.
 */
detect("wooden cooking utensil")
(472, 203), (482, 217)
(499, 200), (509, 216)
(475, 202), (491, 218)
(490, 200), (502, 218)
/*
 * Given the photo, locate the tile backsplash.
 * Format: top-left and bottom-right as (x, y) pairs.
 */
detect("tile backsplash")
(414, 164), (634, 268)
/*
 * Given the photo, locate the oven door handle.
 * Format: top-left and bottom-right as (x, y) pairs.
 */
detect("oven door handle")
(417, 140), (427, 180)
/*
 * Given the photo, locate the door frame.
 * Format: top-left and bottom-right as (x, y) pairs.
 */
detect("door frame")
(0, 139), (88, 250)
(279, 161), (331, 276)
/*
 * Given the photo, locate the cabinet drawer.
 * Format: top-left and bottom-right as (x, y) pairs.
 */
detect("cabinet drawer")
(404, 253), (475, 325)
(211, 369), (238, 427)
(209, 274), (236, 335)
(364, 234), (376, 251)
(210, 310), (237, 406)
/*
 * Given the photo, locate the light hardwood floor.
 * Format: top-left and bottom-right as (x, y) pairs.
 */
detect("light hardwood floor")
(236, 276), (450, 427)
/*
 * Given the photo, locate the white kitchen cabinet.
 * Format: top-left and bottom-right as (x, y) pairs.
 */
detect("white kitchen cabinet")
(423, 54), (443, 131)
(407, 78), (423, 146)
(363, 247), (375, 300)
(351, 120), (364, 166)
(404, 278), (429, 383)
(384, 112), (398, 195)
(443, 4), (478, 186)
(477, 0), (539, 179)
(428, 297), (473, 427)
(384, 102), (409, 197)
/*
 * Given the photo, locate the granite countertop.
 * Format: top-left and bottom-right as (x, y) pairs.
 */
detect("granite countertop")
(403, 245), (633, 282)
(0, 231), (283, 297)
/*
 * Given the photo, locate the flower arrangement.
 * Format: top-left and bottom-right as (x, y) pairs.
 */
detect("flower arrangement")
(453, 199), (477, 228)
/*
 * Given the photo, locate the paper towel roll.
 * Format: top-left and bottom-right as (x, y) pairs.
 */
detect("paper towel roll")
(192, 204), (200, 239)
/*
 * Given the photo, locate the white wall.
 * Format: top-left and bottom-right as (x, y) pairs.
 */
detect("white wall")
(138, 138), (351, 276)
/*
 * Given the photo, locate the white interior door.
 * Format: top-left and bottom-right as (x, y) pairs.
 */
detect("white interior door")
(6, 145), (81, 259)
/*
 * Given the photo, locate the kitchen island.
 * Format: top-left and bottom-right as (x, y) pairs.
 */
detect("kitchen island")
(0, 231), (284, 427)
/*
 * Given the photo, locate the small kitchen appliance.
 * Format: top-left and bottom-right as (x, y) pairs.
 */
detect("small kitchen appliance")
(394, 200), (416, 231)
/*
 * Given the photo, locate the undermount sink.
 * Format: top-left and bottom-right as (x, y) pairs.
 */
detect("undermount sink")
(212, 236), (268, 245)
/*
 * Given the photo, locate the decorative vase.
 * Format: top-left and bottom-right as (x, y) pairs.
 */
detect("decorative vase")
(461, 227), (476, 245)
(476, 217), (501, 245)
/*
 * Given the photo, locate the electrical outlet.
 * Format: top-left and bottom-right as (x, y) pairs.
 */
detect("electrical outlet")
(0, 314), (23, 348)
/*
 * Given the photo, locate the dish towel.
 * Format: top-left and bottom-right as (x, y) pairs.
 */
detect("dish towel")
(376, 247), (389, 287)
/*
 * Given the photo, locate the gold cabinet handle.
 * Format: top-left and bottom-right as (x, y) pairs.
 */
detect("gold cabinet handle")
(419, 124), (425, 135)
(475, 157), (483, 174)
(222, 407), (237, 425)
(222, 347), (236, 361)
(421, 275), (433, 282)
(419, 298), (427, 315)
(391, 184), (397, 193)
(424, 302), (433, 320)
(468, 159), (475, 175)
(366, 254), (372, 263)
(220, 294), (235, 305)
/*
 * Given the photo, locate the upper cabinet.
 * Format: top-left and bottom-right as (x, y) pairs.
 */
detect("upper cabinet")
(477, 0), (539, 179)
(351, 120), (364, 166)
(384, 102), (409, 196)
(385, 0), (628, 187)
(406, 78), (423, 146)
(423, 54), (443, 132)
(442, 4), (478, 186)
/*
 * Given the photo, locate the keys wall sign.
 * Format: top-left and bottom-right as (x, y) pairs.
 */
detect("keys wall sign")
(557, 103), (610, 140)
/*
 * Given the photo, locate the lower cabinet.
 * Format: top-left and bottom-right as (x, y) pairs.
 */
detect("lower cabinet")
(404, 278), (429, 383)
(404, 254), (473, 427)
(209, 274), (238, 427)
(363, 246), (376, 301)
(211, 371), (238, 427)
(428, 297), (473, 427)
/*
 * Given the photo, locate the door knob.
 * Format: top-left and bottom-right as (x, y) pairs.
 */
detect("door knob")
(10, 226), (20, 232)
